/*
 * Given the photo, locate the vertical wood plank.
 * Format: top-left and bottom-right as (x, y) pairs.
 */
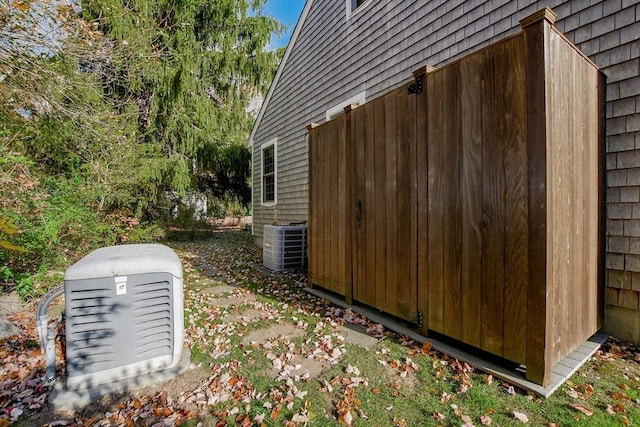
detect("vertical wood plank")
(323, 120), (332, 291)
(385, 91), (399, 316)
(554, 32), (572, 362)
(308, 124), (318, 286)
(344, 106), (356, 304)
(415, 72), (430, 335)
(459, 55), (483, 349)
(581, 64), (596, 334)
(571, 50), (586, 346)
(353, 105), (367, 303)
(585, 64), (598, 333)
(524, 20), (551, 386)
(597, 70), (606, 329)
(337, 115), (348, 297)
(502, 36), (529, 365)
(328, 119), (337, 292)
(442, 62), (463, 341)
(481, 46), (506, 357)
(316, 124), (326, 287)
(396, 85), (413, 319)
(364, 102), (377, 307)
(427, 71), (445, 334)
(588, 61), (602, 334)
(407, 82), (419, 320)
(374, 98), (387, 312)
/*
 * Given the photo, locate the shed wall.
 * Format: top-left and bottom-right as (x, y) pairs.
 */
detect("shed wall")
(251, 0), (640, 340)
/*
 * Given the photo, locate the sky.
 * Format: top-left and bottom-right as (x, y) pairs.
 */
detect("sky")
(263, 0), (306, 49)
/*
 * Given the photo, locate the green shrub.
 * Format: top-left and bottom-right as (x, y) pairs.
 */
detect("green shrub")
(0, 146), (168, 297)
(208, 194), (251, 219)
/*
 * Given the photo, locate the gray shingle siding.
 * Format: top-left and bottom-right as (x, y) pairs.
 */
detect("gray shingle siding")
(251, 0), (640, 312)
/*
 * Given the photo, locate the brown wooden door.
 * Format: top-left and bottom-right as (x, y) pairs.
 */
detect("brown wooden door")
(308, 115), (351, 297)
(349, 87), (418, 322)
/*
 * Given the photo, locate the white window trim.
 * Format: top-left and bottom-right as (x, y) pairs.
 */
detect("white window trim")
(261, 137), (277, 207)
(346, 0), (373, 19)
(325, 91), (367, 121)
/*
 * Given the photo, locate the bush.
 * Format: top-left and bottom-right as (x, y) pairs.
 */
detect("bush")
(0, 147), (166, 298)
(208, 194), (251, 219)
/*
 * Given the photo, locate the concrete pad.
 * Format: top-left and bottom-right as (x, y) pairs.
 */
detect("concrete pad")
(49, 349), (192, 411)
(340, 325), (380, 349)
(242, 323), (305, 346)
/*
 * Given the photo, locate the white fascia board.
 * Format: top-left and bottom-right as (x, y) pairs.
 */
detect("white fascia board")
(326, 91), (366, 121)
(248, 0), (315, 148)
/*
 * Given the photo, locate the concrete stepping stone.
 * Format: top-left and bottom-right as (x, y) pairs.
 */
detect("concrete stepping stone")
(340, 325), (380, 349)
(213, 293), (257, 307)
(242, 323), (305, 346)
(223, 308), (264, 323)
(273, 354), (326, 380)
(201, 284), (237, 295)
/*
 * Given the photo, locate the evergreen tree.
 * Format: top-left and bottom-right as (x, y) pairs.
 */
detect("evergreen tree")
(81, 0), (283, 210)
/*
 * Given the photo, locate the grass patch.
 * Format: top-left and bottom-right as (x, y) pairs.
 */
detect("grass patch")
(167, 233), (640, 426)
(8, 231), (640, 426)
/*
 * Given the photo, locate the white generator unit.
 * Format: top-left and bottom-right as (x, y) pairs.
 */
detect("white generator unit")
(61, 244), (186, 393)
(263, 224), (307, 271)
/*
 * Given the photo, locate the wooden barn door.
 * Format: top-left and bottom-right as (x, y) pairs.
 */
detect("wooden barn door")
(309, 81), (423, 323)
(308, 115), (351, 297)
(349, 85), (420, 323)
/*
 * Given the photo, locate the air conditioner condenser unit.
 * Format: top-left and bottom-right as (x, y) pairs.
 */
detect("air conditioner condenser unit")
(48, 244), (190, 409)
(263, 224), (307, 271)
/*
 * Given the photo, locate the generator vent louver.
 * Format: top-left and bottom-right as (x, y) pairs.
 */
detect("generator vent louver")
(263, 224), (307, 271)
(67, 287), (117, 375)
(132, 280), (172, 358)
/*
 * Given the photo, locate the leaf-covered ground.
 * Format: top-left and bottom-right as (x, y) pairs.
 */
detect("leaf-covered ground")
(3, 230), (640, 426)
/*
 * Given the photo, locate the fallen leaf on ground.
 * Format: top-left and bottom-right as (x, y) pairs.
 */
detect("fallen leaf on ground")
(569, 403), (594, 416)
(513, 411), (529, 423)
(393, 417), (408, 427)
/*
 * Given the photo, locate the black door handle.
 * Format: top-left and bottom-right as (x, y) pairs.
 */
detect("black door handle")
(355, 200), (362, 229)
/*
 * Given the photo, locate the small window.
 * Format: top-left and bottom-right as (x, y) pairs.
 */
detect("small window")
(261, 138), (277, 205)
(347, 0), (370, 17)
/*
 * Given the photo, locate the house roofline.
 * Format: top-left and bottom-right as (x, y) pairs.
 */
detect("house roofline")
(248, 0), (314, 147)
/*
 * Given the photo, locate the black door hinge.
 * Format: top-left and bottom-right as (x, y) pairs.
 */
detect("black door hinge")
(408, 77), (423, 94)
(410, 311), (424, 328)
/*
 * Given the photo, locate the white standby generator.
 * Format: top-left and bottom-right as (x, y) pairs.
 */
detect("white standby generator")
(61, 244), (187, 393)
